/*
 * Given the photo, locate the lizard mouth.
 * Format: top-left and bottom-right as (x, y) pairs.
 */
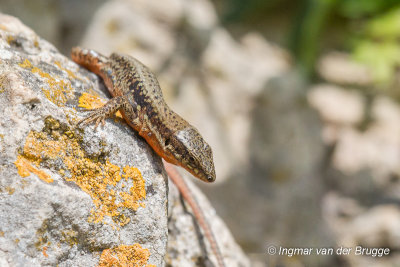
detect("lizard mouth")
(196, 171), (215, 183)
(185, 166), (215, 183)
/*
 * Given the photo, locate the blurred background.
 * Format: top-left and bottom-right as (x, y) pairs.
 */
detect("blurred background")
(3, 0), (400, 266)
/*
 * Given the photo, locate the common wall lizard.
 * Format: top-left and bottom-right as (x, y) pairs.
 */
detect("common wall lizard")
(71, 47), (225, 267)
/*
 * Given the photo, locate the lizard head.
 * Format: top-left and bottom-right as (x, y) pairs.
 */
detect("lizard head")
(167, 127), (216, 183)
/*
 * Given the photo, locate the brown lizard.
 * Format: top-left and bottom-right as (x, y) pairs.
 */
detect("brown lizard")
(71, 47), (225, 267)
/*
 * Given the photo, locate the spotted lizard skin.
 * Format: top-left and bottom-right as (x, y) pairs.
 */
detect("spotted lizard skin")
(71, 47), (216, 183)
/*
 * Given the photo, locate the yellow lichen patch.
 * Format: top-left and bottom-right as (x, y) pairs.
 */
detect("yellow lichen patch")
(60, 229), (78, 247)
(54, 61), (78, 80)
(15, 117), (146, 226)
(35, 219), (51, 252)
(19, 59), (74, 107)
(120, 166), (146, 210)
(5, 186), (15, 195)
(0, 74), (7, 93)
(42, 246), (49, 258)
(14, 155), (54, 183)
(79, 92), (106, 109)
(6, 35), (15, 45)
(78, 93), (123, 119)
(98, 244), (155, 267)
(19, 58), (32, 69)
(33, 38), (39, 48)
(32, 67), (74, 107)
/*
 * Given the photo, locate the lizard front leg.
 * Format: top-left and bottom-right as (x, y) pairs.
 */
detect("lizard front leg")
(77, 95), (128, 129)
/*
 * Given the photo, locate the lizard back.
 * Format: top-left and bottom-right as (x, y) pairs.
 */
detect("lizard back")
(108, 53), (188, 134)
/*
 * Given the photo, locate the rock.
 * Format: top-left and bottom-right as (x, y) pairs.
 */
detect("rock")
(307, 84), (366, 144)
(80, 0), (180, 71)
(0, 13), (167, 266)
(317, 52), (373, 86)
(222, 73), (330, 266)
(0, 13), (249, 267)
(308, 84), (365, 126)
(323, 193), (400, 266)
(0, 0), (108, 54)
(167, 174), (250, 267)
(331, 96), (400, 185)
(308, 89), (400, 188)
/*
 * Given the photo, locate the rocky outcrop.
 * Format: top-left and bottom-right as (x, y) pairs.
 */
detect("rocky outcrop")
(0, 13), (167, 266)
(0, 14), (249, 266)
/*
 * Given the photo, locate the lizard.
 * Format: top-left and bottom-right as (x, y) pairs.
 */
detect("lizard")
(71, 47), (225, 267)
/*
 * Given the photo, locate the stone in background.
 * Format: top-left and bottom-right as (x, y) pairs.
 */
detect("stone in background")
(0, 0), (107, 54)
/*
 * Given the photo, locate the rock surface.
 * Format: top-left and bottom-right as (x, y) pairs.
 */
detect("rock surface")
(0, 12), (168, 266)
(0, 0), (107, 54)
(167, 174), (250, 267)
(0, 13), (249, 267)
(309, 82), (400, 266)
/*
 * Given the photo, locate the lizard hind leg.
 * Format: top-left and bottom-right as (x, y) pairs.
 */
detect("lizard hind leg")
(76, 95), (127, 130)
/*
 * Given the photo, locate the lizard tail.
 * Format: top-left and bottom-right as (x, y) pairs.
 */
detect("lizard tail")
(164, 161), (226, 267)
(71, 47), (108, 74)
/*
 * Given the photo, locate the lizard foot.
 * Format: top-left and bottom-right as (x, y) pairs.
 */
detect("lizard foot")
(76, 95), (126, 130)
(76, 108), (107, 130)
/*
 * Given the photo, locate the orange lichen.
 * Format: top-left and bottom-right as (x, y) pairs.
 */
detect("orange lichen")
(5, 186), (15, 195)
(35, 219), (51, 252)
(79, 92), (106, 109)
(14, 155), (54, 183)
(42, 246), (49, 258)
(78, 93), (123, 118)
(120, 166), (146, 210)
(98, 244), (155, 267)
(19, 59), (74, 106)
(6, 35), (15, 45)
(15, 117), (146, 226)
(19, 58), (32, 69)
(60, 229), (78, 247)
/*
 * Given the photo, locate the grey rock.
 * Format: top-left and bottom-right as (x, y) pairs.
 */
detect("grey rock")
(0, 12), (249, 267)
(317, 52), (373, 86)
(0, 14), (167, 266)
(0, 0), (108, 54)
(167, 173), (250, 267)
(205, 73), (330, 266)
(323, 193), (400, 267)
